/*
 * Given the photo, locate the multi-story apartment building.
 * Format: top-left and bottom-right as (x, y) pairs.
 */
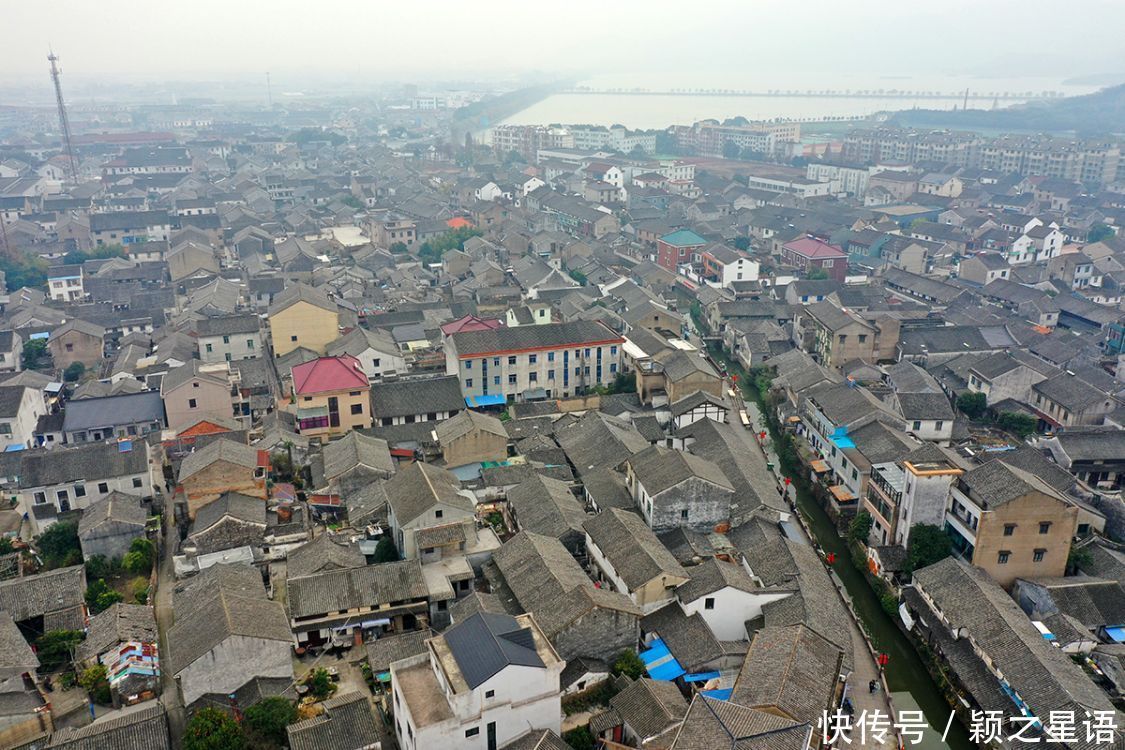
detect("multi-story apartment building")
(672, 120), (800, 157)
(47, 265), (84, 302)
(391, 612), (563, 750)
(568, 125), (657, 154)
(196, 314), (263, 363)
(291, 355), (372, 440)
(805, 161), (872, 196)
(445, 321), (623, 402)
(864, 443), (964, 548)
(488, 125), (575, 161)
(945, 459), (1078, 588)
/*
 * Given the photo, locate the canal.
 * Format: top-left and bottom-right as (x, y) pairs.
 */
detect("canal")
(719, 346), (973, 750)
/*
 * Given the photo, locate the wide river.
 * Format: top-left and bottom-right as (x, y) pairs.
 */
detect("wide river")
(500, 73), (1101, 130)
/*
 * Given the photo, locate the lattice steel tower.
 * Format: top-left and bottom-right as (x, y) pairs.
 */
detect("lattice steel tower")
(48, 50), (78, 184)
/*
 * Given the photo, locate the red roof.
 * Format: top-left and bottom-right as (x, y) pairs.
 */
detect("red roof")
(782, 236), (847, 259)
(447, 217), (474, 229)
(440, 315), (505, 336)
(292, 355), (369, 395)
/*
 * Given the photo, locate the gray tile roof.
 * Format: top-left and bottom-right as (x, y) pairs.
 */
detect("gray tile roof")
(286, 560), (428, 619)
(1034, 373), (1112, 412)
(178, 439), (260, 483)
(449, 320), (621, 357)
(322, 431), (394, 482)
(363, 629), (433, 673)
(385, 461), (473, 526)
(61, 390), (164, 434)
(195, 314), (261, 337)
(556, 411), (648, 476)
(435, 409), (507, 443)
(507, 474), (588, 544)
(958, 459), (1066, 510)
(609, 677), (688, 741)
(500, 729), (571, 750)
(897, 392), (955, 421)
(913, 557), (1117, 721)
(77, 492), (146, 537)
(628, 445), (734, 495)
(369, 375), (464, 419)
(675, 558), (759, 604)
(0, 612), (37, 674)
(639, 604), (725, 672)
(287, 692), (379, 750)
(20, 441), (151, 489)
(669, 695), (810, 750)
(0, 565), (85, 623)
(76, 603), (157, 663)
(46, 701), (169, 750)
(268, 281), (337, 315)
(585, 508), (688, 591)
(191, 491), (266, 533)
(677, 418), (786, 521)
(730, 625), (842, 727)
(286, 533), (367, 579)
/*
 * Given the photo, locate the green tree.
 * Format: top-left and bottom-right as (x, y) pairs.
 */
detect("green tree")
(848, 511), (873, 544)
(373, 537), (398, 563)
(63, 244), (126, 265)
(956, 391), (988, 420)
(1087, 223), (1115, 244)
(997, 411), (1037, 439)
(905, 524), (953, 573)
(85, 555), (117, 580)
(35, 630), (83, 673)
(389, 241), (409, 254)
(306, 668), (334, 699)
(63, 362), (85, 382)
(611, 650), (645, 680)
(721, 140), (741, 159)
(22, 338), (48, 370)
(1067, 545), (1093, 574)
(79, 664), (112, 705)
(806, 267), (828, 280)
(37, 521), (80, 569)
(85, 578), (124, 614)
(184, 707), (246, 750)
(733, 236), (752, 251)
(568, 269), (587, 286)
(122, 537), (155, 574)
(563, 726), (595, 750)
(0, 537), (13, 555)
(131, 576), (150, 604)
(341, 195), (364, 210)
(0, 251), (49, 290)
(243, 696), (298, 747)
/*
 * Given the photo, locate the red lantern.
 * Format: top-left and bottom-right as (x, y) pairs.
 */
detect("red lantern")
(877, 653), (890, 667)
(759, 431), (766, 440)
(826, 552), (837, 564)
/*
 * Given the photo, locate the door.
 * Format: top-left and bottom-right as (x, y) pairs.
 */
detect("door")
(328, 397), (340, 428)
(487, 721), (496, 750)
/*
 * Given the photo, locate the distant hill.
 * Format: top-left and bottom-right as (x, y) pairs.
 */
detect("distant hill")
(888, 84), (1125, 136)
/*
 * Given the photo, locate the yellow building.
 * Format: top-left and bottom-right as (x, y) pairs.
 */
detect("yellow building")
(268, 282), (339, 356)
(291, 355), (372, 440)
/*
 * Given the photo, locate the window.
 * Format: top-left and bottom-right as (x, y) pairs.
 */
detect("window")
(222, 335), (230, 344)
(1003, 524), (1016, 536)
(858, 334), (867, 343)
(493, 376), (500, 385)
(188, 398), (197, 409)
(484, 689), (494, 699)
(74, 484), (86, 497)
(493, 358), (500, 367)
(547, 370), (554, 380)
(349, 391), (361, 397)
(508, 356), (516, 365)
(351, 403), (364, 415)
(465, 379), (473, 388)
(205, 343), (213, 353)
(610, 346), (617, 356)
(247, 339), (254, 349)
(912, 421), (922, 431)
(56, 490), (69, 502)
(33, 492), (46, 505)
(529, 354), (537, 364)
(465, 360), (472, 369)
(98, 482), (109, 493)
(132, 478), (143, 489)
(65, 343), (74, 352)
(935, 420), (944, 431)
(0, 423), (9, 435)
(435, 510), (443, 519)
(1038, 522), (1051, 534)
(703, 597), (716, 610)
(508, 374), (517, 385)
(290, 335), (298, 342)
(529, 372), (538, 382)
(680, 508), (689, 520)
(1033, 549), (1046, 562)
(547, 352), (555, 362)
(465, 728), (480, 738)
(997, 551), (1010, 564)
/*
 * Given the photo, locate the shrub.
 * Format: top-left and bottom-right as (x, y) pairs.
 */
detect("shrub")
(955, 391), (987, 420)
(184, 707), (246, 750)
(79, 664), (112, 705)
(243, 696), (298, 747)
(131, 577), (150, 604)
(848, 512), (873, 545)
(306, 668), (334, 699)
(85, 579), (123, 614)
(563, 726), (595, 750)
(611, 650), (645, 680)
(35, 630), (83, 673)
(37, 522), (81, 569)
(372, 537), (398, 563)
(996, 411), (1037, 439)
(905, 524), (953, 573)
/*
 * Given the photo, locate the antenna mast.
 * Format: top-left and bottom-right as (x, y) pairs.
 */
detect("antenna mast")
(266, 71), (273, 108)
(48, 50), (79, 185)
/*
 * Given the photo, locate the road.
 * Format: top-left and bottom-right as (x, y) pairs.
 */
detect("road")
(155, 489), (185, 747)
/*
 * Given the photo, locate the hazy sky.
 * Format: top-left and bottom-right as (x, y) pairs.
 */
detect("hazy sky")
(3, 0), (1124, 88)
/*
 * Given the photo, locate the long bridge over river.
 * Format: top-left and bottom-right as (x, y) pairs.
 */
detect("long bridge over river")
(560, 87), (1063, 101)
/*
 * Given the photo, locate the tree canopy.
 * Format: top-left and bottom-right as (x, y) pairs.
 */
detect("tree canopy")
(243, 696), (298, 748)
(906, 524), (953, 573)
(184, 708), (246, 750)
(956, 391), (988, 420)
(37, 521), (81, 569)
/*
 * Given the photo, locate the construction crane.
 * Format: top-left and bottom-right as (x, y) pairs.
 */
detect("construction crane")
(48, 50), (79, 185)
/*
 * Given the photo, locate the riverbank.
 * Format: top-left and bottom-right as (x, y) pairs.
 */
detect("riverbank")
(687, 313), (971, 749)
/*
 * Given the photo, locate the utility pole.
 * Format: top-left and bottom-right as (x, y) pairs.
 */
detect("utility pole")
(963, 87), (969, 111)
(48, 49), (79, 185)
(266, 71), (273, 108)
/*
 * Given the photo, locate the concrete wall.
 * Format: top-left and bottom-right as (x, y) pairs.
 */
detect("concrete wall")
(164, 378), (233, 434)
(48, 330), (102, 368)
(644, 478), (732, 533)
(963, 491), (1078, 588)
(680, 587), (792, 641)
(199, 332), (262, 363)
(80, 520), (144, 561)
(270, 301), (339, 356)
(183, 463), (264, 519)
(176, 634), (293, 707)
(442, 430), (507, 468)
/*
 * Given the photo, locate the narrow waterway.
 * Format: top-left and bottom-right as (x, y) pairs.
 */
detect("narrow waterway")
(718, 345), (972, 750)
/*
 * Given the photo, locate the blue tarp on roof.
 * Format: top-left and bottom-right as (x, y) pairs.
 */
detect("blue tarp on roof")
(466, 394), (506, 407)
(640, 638), (685, 681)
(1106, 626), (1125, 643)
(3, 445), (24, 452)
(702, 688), (733, 700)
(683, 671), (721, 683)
(830, 426), (855, 449)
